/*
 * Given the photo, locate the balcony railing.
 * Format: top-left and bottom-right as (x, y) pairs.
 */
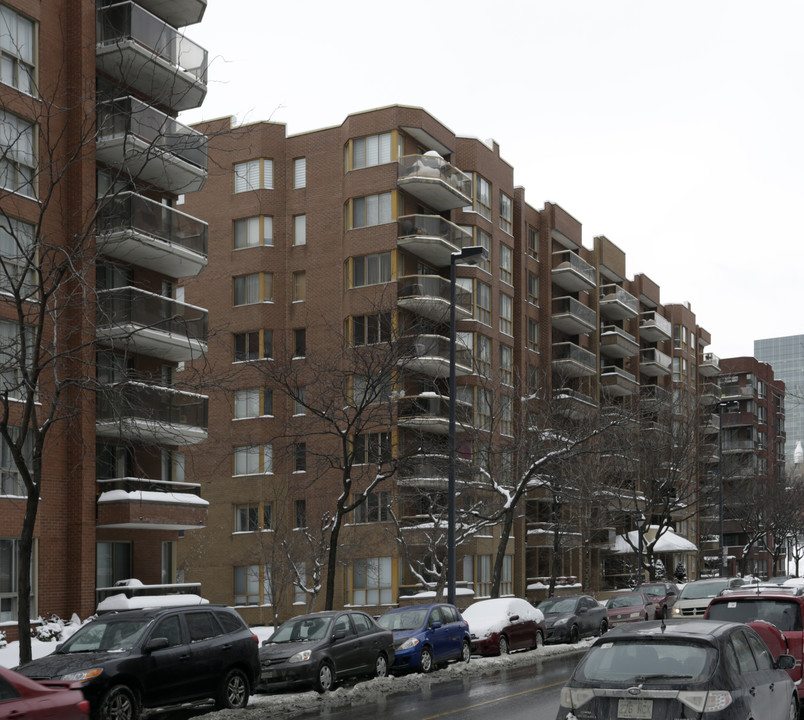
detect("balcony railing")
(639, 347), (672, 376)
(397, 394), (472, 434)
(699, 352), (721, 377)
(600, 365), (639, 396)
(552, 342), (596, 378)
(97, 192), (207, 277)
(397, 155), (471, 211)
(599, 284), (639, 320)
(551, 250), (596, 292)
(553, 387), (597, 418)
(135, 0), (207, 28)
(96, 381), (208, 444)
(397, 274), (471, 323)
(600, 325), (639, 358)
(401, 334), (473, 377)
(397, 214), (470, 267)
(551, 296), (596, 335)
(96, 2), (207, 112)
(96, 96), (208, 194)
(96, 286), (208, 361)
(639, 310), (672, 342)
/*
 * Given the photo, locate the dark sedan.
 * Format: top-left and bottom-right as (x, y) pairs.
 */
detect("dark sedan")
(258, 610), (394, 693)
(555, 619), (798, 720)
(635, 580), (680, 618)
(0, 665), (90, 719)
(538, 594), (608, 644)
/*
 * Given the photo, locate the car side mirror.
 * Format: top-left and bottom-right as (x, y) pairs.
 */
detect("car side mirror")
(777, 654), (796, 670)
(430, 621), (442, 630)
(667, 590), (676, 596)
(509, 615), (520, 622)
(145, 637), (170, 652)
(332, 631), (346, 641)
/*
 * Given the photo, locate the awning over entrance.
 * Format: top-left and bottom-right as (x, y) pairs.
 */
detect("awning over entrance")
(614, 525), (698, 554)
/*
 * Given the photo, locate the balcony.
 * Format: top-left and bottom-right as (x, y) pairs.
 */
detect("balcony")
(553, 387), (597, 418)
(699, 352), (721, 377)
(96, 476), (207, 530)
(639, 310), (672, 342)
(401, 334), (473, 378)
(599, 284), (639, 321)
(600, 325), (639, 358)
(600, 366), (639, 397)
(397, 275), (471, 324)
(701, 413), (720, 435)
(96, 2), (208, 112)
(551, 250), (596, 292)
(135, 0), (207, 28)
(639, 347), (672, 376)
(721, 410), (755, 428)
(700, 442), (720, 463)
(97, 96), (208, 194)
(397, 155), (471, 211)
(96, 286), (208, 362)
(96, 381), (208, 445)
(640, 384), (671, 409)
(552, 342), (596, 378)
(97, 192), (207, 277)
(397, 394), (472, 435)
(700, 382), (721, 406)
(397, 214), (470, 267)
(397, 454), (473, 490)
(551, 297), (596, 336)
(526, 522), (554, 548)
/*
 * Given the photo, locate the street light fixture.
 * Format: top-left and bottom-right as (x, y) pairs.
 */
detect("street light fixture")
(447, 245), (488, 605)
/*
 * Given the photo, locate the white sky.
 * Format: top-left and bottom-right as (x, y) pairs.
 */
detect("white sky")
(179, 0), (804, 360)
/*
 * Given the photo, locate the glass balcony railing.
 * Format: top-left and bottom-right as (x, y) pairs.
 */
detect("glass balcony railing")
(397, 275), (472, 317)
(552, 342), (596, 373)
(551, 250), (596, 291)
(640, 310), (672, 340)
(398, 155), (471, 210)
(397, 394), (473, 426)
(96, 381), (208, 430)
(398, 214), (469, 248)
(552, 296), (596, 332)
(402, 334), (473, 375)
(599, 284), (639, 319)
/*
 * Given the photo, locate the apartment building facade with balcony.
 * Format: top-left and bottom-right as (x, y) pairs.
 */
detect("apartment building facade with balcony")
(0, 0), (210, 637)
(178, 105), (726, 622)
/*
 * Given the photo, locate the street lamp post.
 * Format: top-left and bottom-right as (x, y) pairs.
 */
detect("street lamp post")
(636, 513), (646, 586)
(717, 400), (739, 577)
(448, 245), (488, 606)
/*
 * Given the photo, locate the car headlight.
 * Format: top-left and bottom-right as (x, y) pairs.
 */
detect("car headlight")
(554, 617), (569, 626)
(59, 668), (103, 683)
(630, 612), (641, 618)
(671, 607), (682, 616)
(289, 649), (312, 664)
(398, 637), (420, 651)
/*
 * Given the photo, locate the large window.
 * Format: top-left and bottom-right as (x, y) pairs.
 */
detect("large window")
(0, 6), (34, 94)
(234, 503), (272, 532)
(350, 312), (391, 346)
(527, 271), (539, 305)
(0, 319), (33, 398)
(233, 330), (272, 362)
(354, 491), (391, 523)
(234, 158), (273, 192)
(350, 192), (392, 228)
(292, 271), (305, 301)
(499, 192), (512, 233)
(293, 214), (306, 245)
(0, 217), (35, 296)
(351, 133), (392, 169)
(499, 244), (512, 285)
(233, 564), (270, 606)
(233, 272), (272, 305)
(352, 557), (392, 605)
(233, 388), (272, 419)
(294, 443), (306, 473)
(474, 175), (491, 219)
(349, 252), (391, 288)
(233, 444), (273, 476)
(353, 432), (391, 465)
(475, 334), (491, 376)
(500, 344), (513, 386)
(293, 157), (306, 189)
(234, 216), (273, 248)
(499, 293), (513, 336)
(1, 537), (34, 621)
(0, 428), (29, 496)
(474, 281), (491, 326)
(0, 110), (35, 198)
(527, 226), (538, 258)
(527, 319), (539, 352)
(96, 541), (131, 589)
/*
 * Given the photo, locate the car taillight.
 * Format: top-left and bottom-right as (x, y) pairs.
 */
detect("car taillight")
(78, 699), (91, 715)
(678, 690), (733, 713)
(251, 633), (259, 644)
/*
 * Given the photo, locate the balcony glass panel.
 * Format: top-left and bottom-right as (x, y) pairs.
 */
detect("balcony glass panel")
(398, 275), (471, 314)
(96, 381), (208, 429)
(552, 296), (596, 330)
(398, 155), (471, 209)
(599, 284), (639, 318)
(552, 342), (596, 369)
(639, 310), (672, 340)
(398, 214), (468, 248)
(397, 394), (472, 426)
(551, 250), (596, 290)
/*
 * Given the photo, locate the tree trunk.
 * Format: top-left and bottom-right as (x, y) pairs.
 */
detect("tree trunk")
(324, 513), (343, 610)
(17, 489), (39, 665)
(490, 507), (515, 597)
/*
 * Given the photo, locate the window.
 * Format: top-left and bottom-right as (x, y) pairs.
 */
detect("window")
(499, 192), (512, 233)
(233, 444), (272, 475)
(293, 328), (306, 357)
(476, 388), (492, 430)
(476, 228), (491, 272)
(354, 491), (391, 523)
(293, 214), (306, 246)
(0, 6), (34, 94)
(527, 319), (539, 352)
(161, 449), (184, 483)
(161, 542), (175, 585)
(500, 344), (513, 386)
(292, 271), (305, 301)
(476, 555), (492, 598)
(0, 217), (35, 297)
(500, 395), (513, 436)
(350, 312), (391, 345)
(475, 175), (491, 219)
(0, 428), (29, 496)
(233, 330), (272, 361)
(234, 216), (273, 248)
(352, 374), (391, 405)
(527, 272), (539, 305)
(294, 499), (306, 528)
(499, 244), (512, 284)
(476, 334), (491, 377)
(293, 157), (306, 188)
(0, 110), (35, 198)
(350, 252), (391, 288)
(294, 442), (306, 472)
(499, 293), (513, 336)
(351, 192), (392, 228)
(0, 319), (33, 397)
(234, 503), (259, 532)
(233, 388), (272, 419)
(294, 386), (306, 415)
(351, 133), (392, 169)
(234, 158), (273, 192)
(352, 557), (392, 605)
(475, 281), (491, 326)
(96, 541), (131, 589)
(233, 565), (260, 605)
(353, 432), (391, 465)
(527, 226), (538, 258)
(233, 272), (272, 305)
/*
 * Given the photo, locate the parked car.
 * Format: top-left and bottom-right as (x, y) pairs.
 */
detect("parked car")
(706, 583), (804, 698)
(635, 580), (680, 618)
(671, 577), (744, 618)
(604, 591), (656, 627)
(15, 605), (260, 720)
(0, 665), (90, 719)
(461, 597), (545, 655)
(555, 619), (797, 720)
(537, 594), (608, 644)
(258, 610), (394, 693)
(376, 603), (471, 673)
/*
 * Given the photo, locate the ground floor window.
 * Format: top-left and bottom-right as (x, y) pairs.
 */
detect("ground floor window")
(96, 541), (131, 588)
(0, 538), (36, 622)
(351, 557), (393, 605)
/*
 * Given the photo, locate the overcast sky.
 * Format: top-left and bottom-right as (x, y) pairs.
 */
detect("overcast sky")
(179, 0), (803, 360)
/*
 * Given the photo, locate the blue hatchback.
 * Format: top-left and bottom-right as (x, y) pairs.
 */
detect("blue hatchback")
(377, 603), (471, 673)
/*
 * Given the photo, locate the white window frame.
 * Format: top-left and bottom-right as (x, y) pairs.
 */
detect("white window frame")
(234, 158), (273, 193)
(293, 157), (306, 188)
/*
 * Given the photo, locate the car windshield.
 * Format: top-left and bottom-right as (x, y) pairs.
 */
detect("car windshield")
(577, 640), (715, 683)
(377, 609), (428, 631)
(680, 581), (727, 600)
(60, 618), (151, 653)
(607, 594), (643, 609)
(708, 599), (803, 632)
(639, 584), (667, 595)
(269, 616), (331, 643)
(539, 598), (578, 614)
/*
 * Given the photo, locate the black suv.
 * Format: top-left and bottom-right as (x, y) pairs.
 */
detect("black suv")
(15, 605), (260, 720)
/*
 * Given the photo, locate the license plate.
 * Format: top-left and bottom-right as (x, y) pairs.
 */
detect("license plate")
(617, 698), (653, 718)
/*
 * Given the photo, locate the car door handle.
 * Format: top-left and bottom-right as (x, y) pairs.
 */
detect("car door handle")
(769, 683), (775, 692)
(749, 687), (757, 696)
(179, 653), (191, 661)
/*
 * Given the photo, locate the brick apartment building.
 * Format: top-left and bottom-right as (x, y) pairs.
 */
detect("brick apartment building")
(176, 105), (753, 624)
(0, 0), (211, 638)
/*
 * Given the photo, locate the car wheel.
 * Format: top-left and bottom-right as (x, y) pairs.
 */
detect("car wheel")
(374, 653), (388, 678)
(461, 640), (471, 663)
(599, 620), (608, 636)
(314, 661), (335, 693)
(534, 630), (544, 650)
(419, 647), (434, 673)
(215, 668), (250, 710)
(569, 624), (580, 644)
(97, 684), (138, 720)
(498, 634), (509, 655)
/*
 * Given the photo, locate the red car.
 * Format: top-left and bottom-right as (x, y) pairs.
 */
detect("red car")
(604, 591), (656, 627)
(462, 597), (545, 655)
(0, 665), (89, 719)
(635, 580), (680, 618)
